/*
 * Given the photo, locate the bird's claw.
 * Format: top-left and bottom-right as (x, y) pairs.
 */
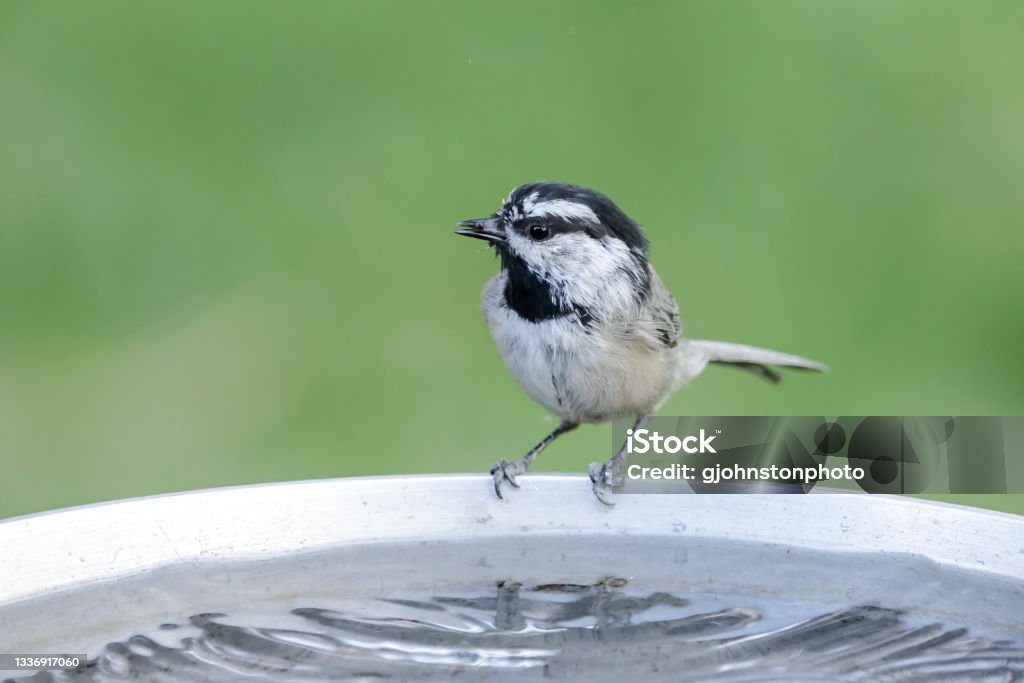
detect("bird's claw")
(490, 459), (522, 499)
(588, 461), (620, 506)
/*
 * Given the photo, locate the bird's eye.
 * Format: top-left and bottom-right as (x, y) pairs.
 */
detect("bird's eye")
(528, 224), (550, 241)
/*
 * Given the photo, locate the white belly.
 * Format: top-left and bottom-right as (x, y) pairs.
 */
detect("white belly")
(483, 277), (677, 423)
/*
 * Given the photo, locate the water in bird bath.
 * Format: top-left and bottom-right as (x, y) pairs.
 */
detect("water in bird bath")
(4, 534), (1023, 682)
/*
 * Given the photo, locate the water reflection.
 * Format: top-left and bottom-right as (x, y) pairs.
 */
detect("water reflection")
(10, 578), (1024, 682)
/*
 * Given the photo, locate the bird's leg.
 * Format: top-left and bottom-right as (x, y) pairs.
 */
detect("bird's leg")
(589, 416), (648, 506)
(491, 421), (578, 499)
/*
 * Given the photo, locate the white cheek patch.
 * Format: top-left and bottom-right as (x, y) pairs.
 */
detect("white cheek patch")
(522, 197), (600, 225)
(506, 231), (641, 316)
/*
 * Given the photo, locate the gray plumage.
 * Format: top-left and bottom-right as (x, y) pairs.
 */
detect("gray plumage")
(456, 182), (826, 504)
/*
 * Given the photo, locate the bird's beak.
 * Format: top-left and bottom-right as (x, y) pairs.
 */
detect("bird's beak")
(455, 217), (506, 244)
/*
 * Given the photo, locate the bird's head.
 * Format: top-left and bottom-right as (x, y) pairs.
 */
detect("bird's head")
(456, 182), (651, 320)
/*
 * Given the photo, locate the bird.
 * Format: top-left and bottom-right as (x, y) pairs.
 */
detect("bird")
(455, 182), (826, 504)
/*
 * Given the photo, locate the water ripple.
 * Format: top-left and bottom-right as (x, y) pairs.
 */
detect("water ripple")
(9, 578), (1024, 682)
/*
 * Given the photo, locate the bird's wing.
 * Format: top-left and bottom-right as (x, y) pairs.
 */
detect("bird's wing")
(612, 266), (681, 350)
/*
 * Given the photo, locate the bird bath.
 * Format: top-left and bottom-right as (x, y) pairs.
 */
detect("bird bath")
(1, 475), (1022, 681)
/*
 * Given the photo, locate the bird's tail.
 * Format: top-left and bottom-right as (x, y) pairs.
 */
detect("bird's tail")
(687, 339), (828, 384)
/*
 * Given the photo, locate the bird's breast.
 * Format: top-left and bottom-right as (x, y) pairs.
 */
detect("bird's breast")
(482, 276), (677, 423)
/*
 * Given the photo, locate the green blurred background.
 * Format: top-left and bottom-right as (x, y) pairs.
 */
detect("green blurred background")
(1, 1), (1022, 519)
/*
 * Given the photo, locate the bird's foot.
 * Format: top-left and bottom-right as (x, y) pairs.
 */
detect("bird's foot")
(490, 458), (524, 499)
(588, 460), (622, 506)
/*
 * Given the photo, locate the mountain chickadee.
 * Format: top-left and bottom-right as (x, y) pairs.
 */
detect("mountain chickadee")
(456, 182), (826, 504)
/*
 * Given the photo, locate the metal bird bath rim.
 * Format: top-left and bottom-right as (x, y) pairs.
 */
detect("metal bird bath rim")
(2, 474), (1022, 606)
